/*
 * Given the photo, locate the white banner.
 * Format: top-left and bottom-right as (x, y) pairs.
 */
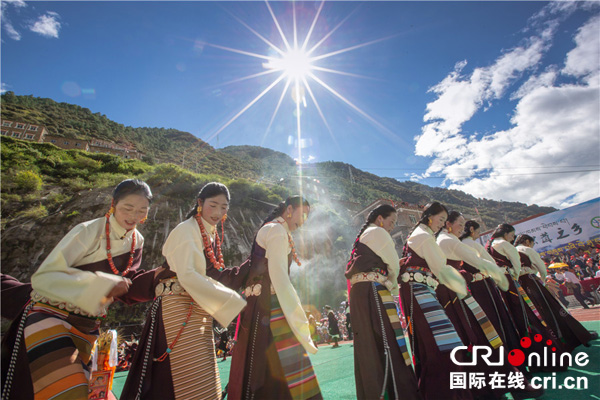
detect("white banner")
(479, 197), (600, 258)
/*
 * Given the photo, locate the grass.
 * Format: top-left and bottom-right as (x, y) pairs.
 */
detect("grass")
(111, 320), (599, 400)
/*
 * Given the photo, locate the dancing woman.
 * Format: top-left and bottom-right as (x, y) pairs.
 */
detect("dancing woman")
(398, 202), (471, 400)
(122, 182), (246, 400)
(515, 234), (594, 352)
(345, 204), (420, 400)
(438, 214), (542, 400)
(459, 220), (520, 350)
(2, 179), (158, 400)
(486, 224), (565, 369)
(228, 196), (322, 400)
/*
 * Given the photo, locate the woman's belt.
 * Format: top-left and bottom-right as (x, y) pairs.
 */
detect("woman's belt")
(519, 267), (536, 276)
(471, 272), (487, 282)
(155, 278), (187, 297)
(244, 283), (262, 297)
(400, 268), (439, 290)
(30, 290), (106, 318)
(350, 271), (394, 292)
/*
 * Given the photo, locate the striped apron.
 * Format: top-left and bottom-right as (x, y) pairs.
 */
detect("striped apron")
(24, 302), (100, 400)
(270, 294), (322, 400)
(161, 293), (221, 400)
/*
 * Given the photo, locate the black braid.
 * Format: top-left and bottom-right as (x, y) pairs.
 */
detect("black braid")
(261, 202), (287, 226)
(402, 201), (448, 257)
(260, 196), (310, 227)
(460, 220), (480, 241)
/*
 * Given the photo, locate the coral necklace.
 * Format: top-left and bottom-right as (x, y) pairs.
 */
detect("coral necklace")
(105, 214), (136, 276)
(195, 215), (225, 271)
(266, 220), (301, 266)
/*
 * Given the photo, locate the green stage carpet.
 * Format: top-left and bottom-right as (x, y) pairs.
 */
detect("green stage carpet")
(112, 320), (599, 399)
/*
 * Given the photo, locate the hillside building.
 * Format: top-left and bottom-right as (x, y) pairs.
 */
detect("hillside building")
(1, 120), (143, 159)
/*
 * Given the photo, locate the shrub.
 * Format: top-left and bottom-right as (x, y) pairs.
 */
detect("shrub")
(14, 170), (43, 192)
(16, 204), (48, 219)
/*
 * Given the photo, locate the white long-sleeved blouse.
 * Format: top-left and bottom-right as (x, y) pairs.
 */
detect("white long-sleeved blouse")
(491, 238), (521, 276)
(162, 216), (246, 328)
(407, 224), (467, 297)
(31, 214), (138, 316)
(360, 224), (400, 296)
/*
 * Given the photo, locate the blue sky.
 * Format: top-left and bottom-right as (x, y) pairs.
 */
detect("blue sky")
(2, 1), (599, 209)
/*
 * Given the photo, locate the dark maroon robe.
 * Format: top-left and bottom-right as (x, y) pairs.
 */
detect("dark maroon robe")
(398, 247), (472, 400)
(227, 241), (322, 400)
(1, 274), (32, 320)
(518, 253), (593, 352)
(488, 245), (568, 370)
(346, 242), (421, 400)
(121, 241), (255, 399)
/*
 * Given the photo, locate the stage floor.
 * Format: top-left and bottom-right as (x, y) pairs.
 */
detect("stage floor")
(112, 309), (600, 399)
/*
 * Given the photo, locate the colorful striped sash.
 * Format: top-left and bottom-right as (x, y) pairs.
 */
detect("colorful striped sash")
(412, 283), (463, 353)
(374, 283), (411, 365)
(462, 295), (503, 349)
(514, 281), (547, 327)
(270, 294), (322, 400)
(24, 303), (99, 400)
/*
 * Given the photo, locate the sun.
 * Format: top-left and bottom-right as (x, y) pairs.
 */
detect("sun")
(264, 47), (313, 80)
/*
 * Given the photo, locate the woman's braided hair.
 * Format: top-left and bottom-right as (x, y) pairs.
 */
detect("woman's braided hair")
(459, 220), (480, 241)
(260, 196), (310, 227)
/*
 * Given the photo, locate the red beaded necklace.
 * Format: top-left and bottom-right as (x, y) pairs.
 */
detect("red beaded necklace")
(105, 210), (136, 276)
(195, 215), (225, 271)
(266, 219), (301, 266)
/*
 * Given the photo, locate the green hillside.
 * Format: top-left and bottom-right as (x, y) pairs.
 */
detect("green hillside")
(1, 92), (556, 229)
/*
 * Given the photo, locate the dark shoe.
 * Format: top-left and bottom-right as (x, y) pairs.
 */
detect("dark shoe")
(589, 330), (598, 340)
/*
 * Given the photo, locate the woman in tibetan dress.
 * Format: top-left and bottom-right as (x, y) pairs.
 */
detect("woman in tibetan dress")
(1, 179), (158, 400)
(459, 221), (521, 351)
(121, 182), (247, 400)
(398, 202), (472, 400)
(486, 224), (567, 369)
(345, 204), (420, 400)
(437, 213), (543, 400)
(515, 234), (593, 352)
(227, 196), (322, 400)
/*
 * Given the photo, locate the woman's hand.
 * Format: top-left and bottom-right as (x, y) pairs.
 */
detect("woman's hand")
(107, 278), (131, 298)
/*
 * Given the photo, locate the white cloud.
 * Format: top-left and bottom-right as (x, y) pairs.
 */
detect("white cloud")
(29, 11), (61, 38)
(1, 83), (9, 94)
(414, 6), (600, 209)
(1, 0), (26, 41)
(3, 20), (21, 40)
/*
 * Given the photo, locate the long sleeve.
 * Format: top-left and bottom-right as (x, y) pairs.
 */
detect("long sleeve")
(360, 225), (400, 295)
(440, 233), (508, 291)
(524, 247), (547, 279)
(117, 248), (157, 304)
(492, 239), (521, 277)
(206, 259), (252, 291)
(262, 222), (317, 355)
(31, 219), (125, 316)
(409, 226), (467, 298)
(163, 218), (246, 328)
(464, 239), (497, 264)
